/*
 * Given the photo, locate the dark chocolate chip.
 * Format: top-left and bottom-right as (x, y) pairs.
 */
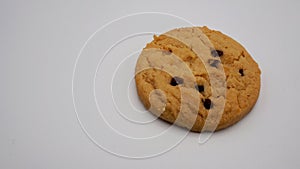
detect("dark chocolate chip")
(195, 85), (204, 93)
(163, 50), (172, 55)
(211, 50), (223, 57)
(203, 99), (212, 109)
(170, 76), (184, 86)
(163, 49), (173, 55)
(208, 59), (220, 68)
(239, 69), (244, 76)
(170, 78), (177, 86)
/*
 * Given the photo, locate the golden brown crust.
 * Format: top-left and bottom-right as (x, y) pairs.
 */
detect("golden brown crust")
(135, 26), (261, 132)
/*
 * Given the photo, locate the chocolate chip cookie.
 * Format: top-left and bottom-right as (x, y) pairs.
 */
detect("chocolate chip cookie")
(135, 26), (261, 132)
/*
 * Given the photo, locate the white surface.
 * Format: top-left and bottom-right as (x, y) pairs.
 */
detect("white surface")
(1, 0), (300, 168)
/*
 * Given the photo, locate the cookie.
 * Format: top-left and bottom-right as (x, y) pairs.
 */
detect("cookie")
(135, 26), (261, 132)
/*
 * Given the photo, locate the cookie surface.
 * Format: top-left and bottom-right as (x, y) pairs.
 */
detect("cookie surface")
(135, 26), (261, 132)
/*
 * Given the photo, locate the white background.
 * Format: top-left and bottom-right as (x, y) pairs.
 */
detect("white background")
(1, 0), (300, 168)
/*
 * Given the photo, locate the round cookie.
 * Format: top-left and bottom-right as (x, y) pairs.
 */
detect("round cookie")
(135, 26), (261, 132)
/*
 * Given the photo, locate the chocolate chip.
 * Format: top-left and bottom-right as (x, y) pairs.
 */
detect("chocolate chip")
(170, 78), (177, 86)
(203, 99), (212, 109)
(211, 50), (223, 57)
(170, 76), (184, 86)
(195, 85), (204, 92)
(239, 69), (244, 76)
(163, 50), (172, 55)
(208, 59), (220, 68)
(163, 49), (172, 55)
